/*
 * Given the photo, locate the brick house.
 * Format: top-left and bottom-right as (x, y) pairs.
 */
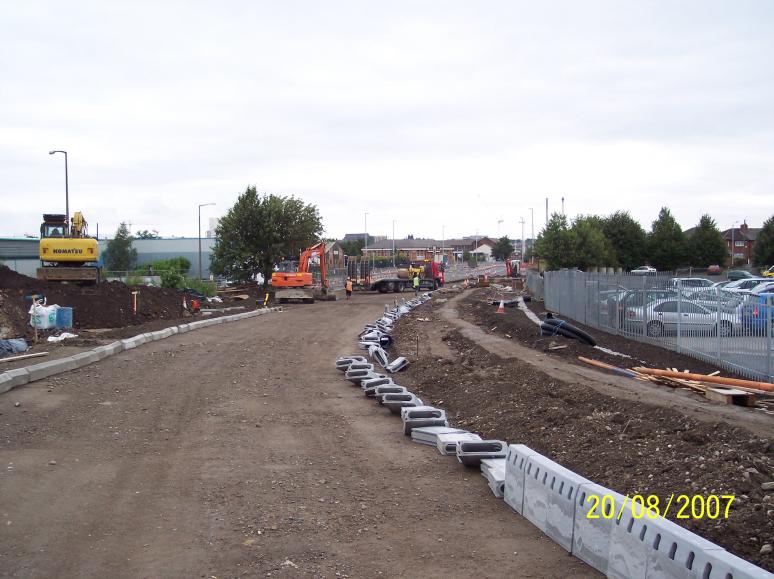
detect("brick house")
(361, 236), (496, 262)
(722, 221), (760, 265)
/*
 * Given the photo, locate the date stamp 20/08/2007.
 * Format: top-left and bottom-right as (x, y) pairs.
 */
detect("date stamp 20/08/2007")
(586, 494), (735, 520)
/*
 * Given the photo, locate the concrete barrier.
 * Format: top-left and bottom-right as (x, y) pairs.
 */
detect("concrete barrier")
(642, 514), (724, 578)
(573, 482), (626, 574)
(504, 444), (542, 514)
(177, 324), (190, 333)
(26, 357), (77, 381)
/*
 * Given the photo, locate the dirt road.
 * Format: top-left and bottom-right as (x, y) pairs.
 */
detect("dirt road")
(0, 294), (594, 578)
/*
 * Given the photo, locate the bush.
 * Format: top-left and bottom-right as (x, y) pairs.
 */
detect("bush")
(160, 269), (185, 289)
(184, 277), (217, 297)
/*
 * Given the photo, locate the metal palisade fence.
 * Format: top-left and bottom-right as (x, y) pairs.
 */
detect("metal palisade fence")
(528, 269), (774, 381)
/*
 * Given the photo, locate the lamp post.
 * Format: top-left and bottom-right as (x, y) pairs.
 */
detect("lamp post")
(198, 203), (216, 280)
(529, 208), (534, 261)
(48, 150), (69, 232)
(441, 225), (445, 265)
(730, 220), (738, 267)
(392, 219), (396, 268)
(364, 212), (369, 269)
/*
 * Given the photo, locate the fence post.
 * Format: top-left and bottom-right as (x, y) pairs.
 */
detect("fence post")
(768, 294), (773, 381)
(716, 285), (722, 363)
(677, 279), (682, 353)
(642, 274), (647, 340)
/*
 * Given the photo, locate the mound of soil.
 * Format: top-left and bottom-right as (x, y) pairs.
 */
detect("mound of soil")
(391, 298), (774, 571)
(0, 265), (186, 338)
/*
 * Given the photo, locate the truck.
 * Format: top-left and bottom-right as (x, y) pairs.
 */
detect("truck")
(369, 260), (445, 293)
(37, 212), (101, 283)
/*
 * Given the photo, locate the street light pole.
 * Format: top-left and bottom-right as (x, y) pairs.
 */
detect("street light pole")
(198, 202), (216, 280)
(730, 220), (738, 267)
(48, 150), (69, 232)
(364, 212), (369, 270)
(442, 225), (445, 265)
(392, 219), (396, 268)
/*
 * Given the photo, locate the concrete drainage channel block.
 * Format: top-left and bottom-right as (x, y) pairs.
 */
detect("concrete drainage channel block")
(401, 407), (448, 435)
(381, 393), (423, 414)
(607, 503), (729, 579)
(522, 454), (589, 551)
(688, 547), (774, 579)
(504, 444), (542, 515)
(456, 440), (507, 467)
(177, 324), (190, 333)
(572, 482), (626, 574)
(26, 357), (78, 381)
(436, 431), (483, 455)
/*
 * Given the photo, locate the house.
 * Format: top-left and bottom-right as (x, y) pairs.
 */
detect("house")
(361, 238), (452, 262)
(722, 221), (761, 265)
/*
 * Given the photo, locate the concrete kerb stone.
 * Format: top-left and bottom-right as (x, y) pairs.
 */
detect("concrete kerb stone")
(504, 444), (542, 515)
(26, 357), (77, 381)
(1, 307), (283, 395)
(70, 351), (101, 368)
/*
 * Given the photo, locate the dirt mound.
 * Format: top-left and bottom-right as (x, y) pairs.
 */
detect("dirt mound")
(0, 265), (185, 338)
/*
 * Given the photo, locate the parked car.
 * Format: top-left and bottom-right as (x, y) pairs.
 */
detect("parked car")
(706, 264), (721, 275)
(690, 289), (745, 314)
(750, 280), (774, 295)
(624, 299), (737, 337)
(668, 277), (714, 294)
(630, 265), (657, 275)
(761, 266), (774, 278)
(727, 269), (755, 281)
(724, 278), (769, 293)
(711, 280), (733, 289)
(611, 288), (690, 328)
(741, 292), (773, 335)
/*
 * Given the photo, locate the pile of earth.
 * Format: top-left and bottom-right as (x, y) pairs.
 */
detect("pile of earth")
(0, 265), (186, 338)
(390, 298), (774, 571)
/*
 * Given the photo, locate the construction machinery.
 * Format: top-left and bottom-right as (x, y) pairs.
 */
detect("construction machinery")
(369, 259), (445, 293)
(505, 259), (520, 277)
(271, 242), (329, 303)
(37, 212), (101, 283)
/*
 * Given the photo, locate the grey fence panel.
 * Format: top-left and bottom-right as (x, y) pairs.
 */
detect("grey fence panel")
(535, 270), (773, 382)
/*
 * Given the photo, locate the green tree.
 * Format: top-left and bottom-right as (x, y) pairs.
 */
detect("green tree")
(492, 236), (515, 260)
(340, 235), (374, 257)
(647, 207), (686, 272)
(570, 216), (616, 269)
(686, 214), (727, 267)
(533, 213), (577, 269)
(103, 222), (138, 272)
(602, 211), (647, 270)
(753, 215), (774, 267)
(135, 229), (160, 239)
(210, 187), (323, 287)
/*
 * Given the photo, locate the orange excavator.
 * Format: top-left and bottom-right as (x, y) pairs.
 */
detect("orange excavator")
(271, 242), (329, 303)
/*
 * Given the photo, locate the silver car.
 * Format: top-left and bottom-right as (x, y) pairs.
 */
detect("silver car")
(623, 298), (737, 337)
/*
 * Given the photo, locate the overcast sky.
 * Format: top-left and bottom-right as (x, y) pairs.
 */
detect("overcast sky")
(1, 1), (772, 241)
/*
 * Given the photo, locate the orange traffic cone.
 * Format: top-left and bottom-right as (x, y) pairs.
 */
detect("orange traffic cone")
(496, 299), (505, 314)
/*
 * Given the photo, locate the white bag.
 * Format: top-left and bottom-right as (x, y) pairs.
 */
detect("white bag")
(29, 303), (60, 329)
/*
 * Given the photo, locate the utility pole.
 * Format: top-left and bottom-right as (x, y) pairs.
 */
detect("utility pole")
(441, 224), (445, 264)
(529, 207), (534, 259)
(519, 217), (526, 260)
(392, 219), (396, 268)
(545, 197), (549, 225)
(561, 196), (565, 215)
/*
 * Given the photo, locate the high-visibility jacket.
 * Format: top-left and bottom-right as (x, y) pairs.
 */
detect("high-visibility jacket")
(346, 280), (353, 292)
(413, 276), (420, 288)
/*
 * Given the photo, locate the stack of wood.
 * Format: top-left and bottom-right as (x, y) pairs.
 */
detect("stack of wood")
(578, 357), (774, 411)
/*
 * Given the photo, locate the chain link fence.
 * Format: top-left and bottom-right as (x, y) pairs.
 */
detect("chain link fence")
(529, 269), (773, 381)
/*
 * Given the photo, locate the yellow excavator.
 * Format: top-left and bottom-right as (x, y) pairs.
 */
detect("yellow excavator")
(38, 212), (101, 283)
